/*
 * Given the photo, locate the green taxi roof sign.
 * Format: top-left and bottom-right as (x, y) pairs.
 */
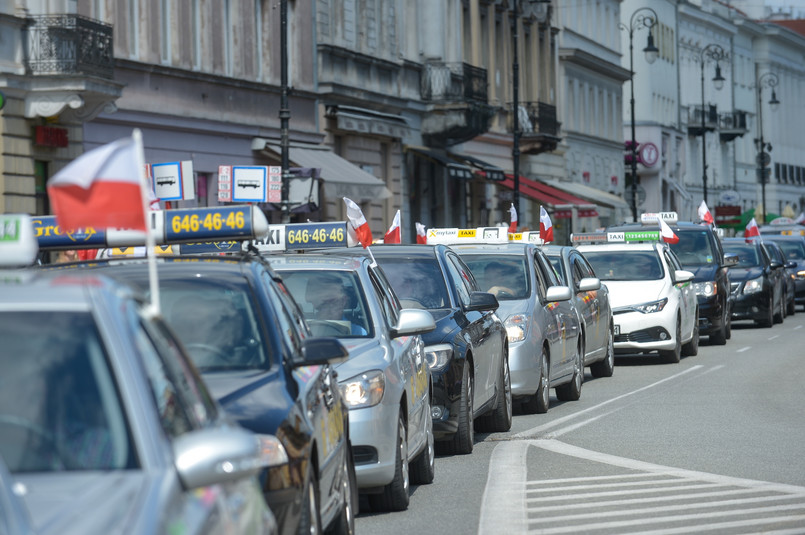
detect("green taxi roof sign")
(0, 214), (39, 267)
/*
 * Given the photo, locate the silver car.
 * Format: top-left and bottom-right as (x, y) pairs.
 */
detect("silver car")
(268, 253), (436, 512)
(0, 269), (278, 535)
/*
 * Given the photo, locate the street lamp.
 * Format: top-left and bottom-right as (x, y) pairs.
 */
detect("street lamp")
(619, 8), (659, 222)
(279, 0), (291, 223)
(755, 71), (780, 224)
(698, 43), (727, 205)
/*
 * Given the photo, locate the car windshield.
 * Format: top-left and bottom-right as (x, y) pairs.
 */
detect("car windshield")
(459, 255), (530, 300)
(582, 250), (664, 281)
(774, 241), (805, 261)
(0, 311), (135, 473)
(274, 270), (372, 339)
(668, 229), (717, 266)
(723, 243), (760, 268)
(160, 279), (271, 371)
(374, 256), (450, 310)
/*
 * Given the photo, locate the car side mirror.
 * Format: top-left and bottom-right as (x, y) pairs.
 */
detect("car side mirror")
(673, 270), (695, 284)
(545, 285), (572, 302)
(391, 308), (436, 338)
(174, 426), (265, 490)
(299, 337), (349, 366)
(769, 261), (783, 270)
(466, 291), (499, 312)
(577, 277), (601, 292)
(723, 253), (739, 267)
(786, 260), (798, 269)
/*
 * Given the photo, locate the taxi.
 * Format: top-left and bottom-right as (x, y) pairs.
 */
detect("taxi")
(34, 206), (356, 535)
(429, 228), (582, 415)
(1, 214), (278, 535)
(261, 233), (435, 512)
(575, 225), (699, 364)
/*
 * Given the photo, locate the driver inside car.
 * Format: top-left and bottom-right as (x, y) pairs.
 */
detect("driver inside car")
(484, 261), (525, 298)
(305, 275), (367, 336)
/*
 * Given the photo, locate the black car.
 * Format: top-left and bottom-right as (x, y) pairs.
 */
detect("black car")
(761, 240), (796, 317)
(722, 238), (787, 327)
(42, 254), (357, 535)
(608, 216), (732, 345)
(324, 244), (510, 455)
(762, 235), (805, 313)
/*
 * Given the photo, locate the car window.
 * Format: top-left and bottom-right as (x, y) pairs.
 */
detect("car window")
(722, 243), (760, 267)
(546, 254), (566, 284)
(774, 240), (805, 260)
(0, 311), (137, 473)
(368, 268), (399, 328)
(445, 254), (472, 306)
(531, 254), (550, 303)
(575, 254), (596, 279)
(582, 250), (664, 281)
(460, 254), (530, 300)
(261, 271), (309, 359)
(376, 256), (450, 310)
(668, 229), (717, 266)
(763, 243), (784, 264)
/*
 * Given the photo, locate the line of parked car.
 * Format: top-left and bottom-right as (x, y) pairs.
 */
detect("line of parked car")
(2, 206), (803, 535)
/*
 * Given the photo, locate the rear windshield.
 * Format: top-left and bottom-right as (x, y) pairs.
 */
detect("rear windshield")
(375, 257), (450, 309)
(668, 229), (717, 266)
(722, 243), (760, 268)
(459, 255), (530, 300)
(581, 250), (664, 281)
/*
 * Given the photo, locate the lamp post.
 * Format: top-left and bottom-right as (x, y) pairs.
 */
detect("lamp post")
(279, 0), (291, 223)
(698, 43), (727, 205)
(755, 71), (780, 224)
(619, 8), (659, 222)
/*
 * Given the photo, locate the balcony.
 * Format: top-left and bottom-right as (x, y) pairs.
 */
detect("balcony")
(508, 101), (561, 155)
(687, 105), (719, 136)
(22, 14), (122, 120)
(420, 60), (494, 147)
(719, 110), (748, 142)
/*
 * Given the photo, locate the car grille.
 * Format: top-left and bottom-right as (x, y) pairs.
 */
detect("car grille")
(352, 446), (378, 465)
(614, 326), (671, 344)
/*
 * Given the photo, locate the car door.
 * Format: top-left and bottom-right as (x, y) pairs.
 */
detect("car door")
(533, 251), (574, 380)
(665, 249), (696, 341)
(571, 252), (606, 361)
(760, 243), (783, 312)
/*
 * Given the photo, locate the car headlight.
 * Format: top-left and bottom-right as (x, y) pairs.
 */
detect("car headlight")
(425, 343), (453, 372)
(257, 434), (290, 467)
(630, 298), (668, 314)
(693, 281), (716, 297)
(743, 276), (763, 294)
(796, 270), (805, 280)
(504, 314), (529, 343)
(339, 370), (385, 408)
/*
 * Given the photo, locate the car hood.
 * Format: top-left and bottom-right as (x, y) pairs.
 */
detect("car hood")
(686, 263), (719, 283)
(728, 267), (764, 282)
(601, 280), (666, 308)
(17, 471), (150, 535)
(334, 338), (389, 380)
(492, 299), (529, 321)
(420, 308), (461, 346)
(203, 369), (293, 435)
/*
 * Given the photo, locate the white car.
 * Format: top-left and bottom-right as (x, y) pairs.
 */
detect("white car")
(576, 240), (699, 363)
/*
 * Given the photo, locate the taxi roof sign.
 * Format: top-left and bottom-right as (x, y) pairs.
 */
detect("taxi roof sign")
(426, 227), (510, 245)
(509, 231), (545, 245)
(640, 212), (678, 225)
(571, 230), (662, 244)
(0, 214), (38, 267)
(253, 221), (349, 253)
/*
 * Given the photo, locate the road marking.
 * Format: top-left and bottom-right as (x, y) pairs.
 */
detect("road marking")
(737, 346), (751, 353)
(795, 325), (803, 330)
(769, 334), (780, 340)
(478, 439), (529, 534)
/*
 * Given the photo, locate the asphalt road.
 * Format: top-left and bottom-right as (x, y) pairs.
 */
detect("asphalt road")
(356, 311), (805, 534)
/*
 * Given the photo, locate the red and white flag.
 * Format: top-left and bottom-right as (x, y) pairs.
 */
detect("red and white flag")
(698, 200), (714, 225)
(508, 203), (518, 233)
(745, 217), (760, 241)
(344, 197), (373, 248)
(659, 218), (680, 244)
(794, 212), (805, 225)
(384, 210), (401, 244)
(415, 222), (427, 244)
(539, 206), (554, 243)
(47, 135), (147, 231)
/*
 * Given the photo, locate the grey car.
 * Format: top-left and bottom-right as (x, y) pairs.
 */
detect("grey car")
(268, 253), (436, 512)
(0, 269), (278, 535)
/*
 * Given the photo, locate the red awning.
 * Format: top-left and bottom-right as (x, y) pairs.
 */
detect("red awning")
(500, 174), (599, 218)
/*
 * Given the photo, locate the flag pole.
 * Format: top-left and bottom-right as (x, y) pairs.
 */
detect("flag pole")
(133, 128), (160, 316)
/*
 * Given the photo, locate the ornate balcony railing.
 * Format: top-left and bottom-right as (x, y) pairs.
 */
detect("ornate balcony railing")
(719, 110), (748, 142)
(687, 105), (718, 136)
(25, 14), (114, 79)
(509, 101), (559, 137)
(420, 61), (488, 104)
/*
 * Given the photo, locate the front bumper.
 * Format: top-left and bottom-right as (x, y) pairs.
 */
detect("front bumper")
(430, 358), (467, 441)
(347, 401), (401, 489)
(508, 338), (542, 398)
(696, 293), (725, 335)
(730, 289), (772, 321)
(612, 308), (677, 354)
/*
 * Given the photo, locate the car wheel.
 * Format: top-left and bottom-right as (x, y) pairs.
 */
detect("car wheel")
(659, 318), (681, 364)
(590, 326), (614, 378)
(477, 350), (512, 433)
(725, 308), (732, 339)
(757, 295), (774, 328)
(409, 400), (435, 485)
(329, 447), (357, 535)
(522, 348), (550, 414)
(774, 291), (784, 324)
(369, 412), (409, 511)
(710, 306), (728, 345)
(439, 363), (473, 455)
(682, 310), (699, 357)
(787, 292), (796, 316)
(556, 339), (583, 402)
(297, 465), (322, 535)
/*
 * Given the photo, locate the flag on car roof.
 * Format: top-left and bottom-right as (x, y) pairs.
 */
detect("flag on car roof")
(745, 217), (760, 241)
(384, 210), (401, 244)
(539, 206), (553, 243)
(508, 203), (518, 233)
(47, 135), (147, 231)
(415, 222), (427, 244)
(659, 218), (679, 244)
(344, 197), (373, 248)
(698, 200), (714, 225)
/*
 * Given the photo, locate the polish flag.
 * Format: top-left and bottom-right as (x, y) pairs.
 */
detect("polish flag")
(384, 210), (401, 244)
(539, 206), (554, 243)
(415, 222), (427, 244)
(698, 200), (714, 225)
(794, 212), (805, 225)
(659, 218), (680, 244)
(344, 197), (373, 248)
(745, 217), (760, 241)
(508, 203), (518, 233)
(47, 136), (147, 231)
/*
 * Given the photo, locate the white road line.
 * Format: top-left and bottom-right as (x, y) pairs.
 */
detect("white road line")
(477, 439), (529, 535)
(736, 346), (751, 353)
(620, 515), (805, 535)
(769, 334), (780, 340)
(795, 325), (803, 330)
